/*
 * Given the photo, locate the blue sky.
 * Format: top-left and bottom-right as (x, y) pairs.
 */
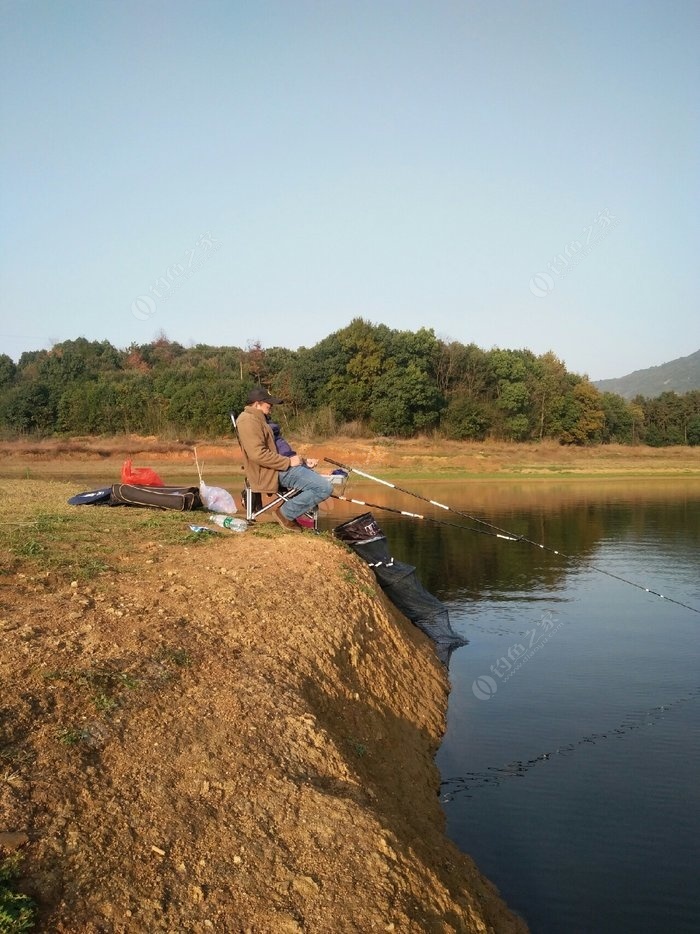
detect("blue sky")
(1, 0), (698, 381)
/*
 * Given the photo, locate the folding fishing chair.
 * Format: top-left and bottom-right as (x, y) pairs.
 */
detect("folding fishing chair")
(229, 412), (319, 529)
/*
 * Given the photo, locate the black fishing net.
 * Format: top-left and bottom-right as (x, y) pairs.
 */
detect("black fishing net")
(333, 513), (468, 667)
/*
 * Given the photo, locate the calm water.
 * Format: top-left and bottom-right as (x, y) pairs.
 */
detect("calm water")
(326, 480), (700, 934)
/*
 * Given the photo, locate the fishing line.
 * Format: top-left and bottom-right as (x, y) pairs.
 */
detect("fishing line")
(440, 687), (700, 801)
(330, 493), (519, 541)
(325, 457), (700, 616)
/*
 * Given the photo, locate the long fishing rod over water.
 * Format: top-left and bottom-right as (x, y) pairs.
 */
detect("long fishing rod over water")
(330, 492), (519, 540)
(325, 457), (700, 616)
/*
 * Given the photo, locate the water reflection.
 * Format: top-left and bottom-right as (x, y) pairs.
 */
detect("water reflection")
(326, 479), (700, 609)
(330, 480), (700, 934)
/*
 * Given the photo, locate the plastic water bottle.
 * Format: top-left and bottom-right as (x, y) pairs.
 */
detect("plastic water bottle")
(208, 514), (248, 532)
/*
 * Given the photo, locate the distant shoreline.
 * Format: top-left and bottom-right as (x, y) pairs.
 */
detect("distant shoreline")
(1, 435), (699, 482)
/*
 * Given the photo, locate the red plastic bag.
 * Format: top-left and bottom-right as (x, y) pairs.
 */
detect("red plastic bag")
(121, 458), (164, 487)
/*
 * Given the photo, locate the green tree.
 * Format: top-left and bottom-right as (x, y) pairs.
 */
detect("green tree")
(559, 380), (605, 444)
(108, 374), (158, 434)
(441, 395), (492, 440)
(641, 391), (689, 446)
(683, 391), (700, 445)
(600, 392), (635, 443)
(488, 348), (536, 440)
(0, 381), (54, 434)
(327, 319), (390, 421)
(629, 398), (645, 444)
(386, 327), (439, 371)
(0, 354), (16, 389)
(529, 352), (569, 440)
(436, 341), (493, 400)
(169, 377), (235, 435)
(289, 332), (354, 411)
(57, 380), (120, 434)
(370, 363), (442, 436)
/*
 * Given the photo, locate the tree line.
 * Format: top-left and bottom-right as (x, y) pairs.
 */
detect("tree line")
(1, 320), (698, 445)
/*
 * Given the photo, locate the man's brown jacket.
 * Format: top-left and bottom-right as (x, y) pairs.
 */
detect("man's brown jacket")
(236, 405), (291, 493)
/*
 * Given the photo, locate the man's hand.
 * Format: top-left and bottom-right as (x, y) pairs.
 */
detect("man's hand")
(289, 454), (303, 467)
(305, 458), (318, 469)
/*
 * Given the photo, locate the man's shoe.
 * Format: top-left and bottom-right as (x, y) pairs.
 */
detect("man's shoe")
(273, 504), (302, 532)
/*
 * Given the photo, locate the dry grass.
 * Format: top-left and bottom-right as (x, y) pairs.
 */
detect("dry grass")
(1, 435), (699, 484)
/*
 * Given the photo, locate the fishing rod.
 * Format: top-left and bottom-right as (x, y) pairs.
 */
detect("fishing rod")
(325, 457), (700, 616)
(330, 492), (519, 541)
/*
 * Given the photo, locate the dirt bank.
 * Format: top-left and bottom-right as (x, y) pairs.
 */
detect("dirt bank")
(0, 480), (527, 933)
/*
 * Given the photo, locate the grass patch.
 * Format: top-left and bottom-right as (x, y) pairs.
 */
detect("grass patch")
(45, 666), (140, 692)
(0, 746), (33, 777)
(93, 692), (118, 713)
(348, 737), (368, 758)
(135, 511), (198, 545)
(248, 522), (283, 539)
(182, 529), (217, 544)
(11, 539), (44, 558)
(44, 664), (141, 718)
(0, 854), (37, 933)
(56, 726), (91, 746)
(155, 647), (192, 668)
(148, 645), (195, 685)
(339, 564), (375, 597)
(72, 558), (113, 579)
(0, 480), (220, 580)
(44, 650), (193, 727)
(32, 513), (71, 533)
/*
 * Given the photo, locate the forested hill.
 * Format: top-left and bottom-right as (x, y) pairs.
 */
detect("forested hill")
(1, 320), (699, 446)
(594, 349), (700, 399)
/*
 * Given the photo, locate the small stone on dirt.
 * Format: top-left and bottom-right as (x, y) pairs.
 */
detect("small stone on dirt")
(0, 831), (29, 851)
(291, 875), (320, 898)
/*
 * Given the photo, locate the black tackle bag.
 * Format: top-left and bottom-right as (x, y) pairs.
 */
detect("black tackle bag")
(109, 484), (202, 511)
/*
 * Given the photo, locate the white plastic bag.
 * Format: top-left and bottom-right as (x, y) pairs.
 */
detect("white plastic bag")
(199, 482), (237, 514)
(193, 446), (237, 514)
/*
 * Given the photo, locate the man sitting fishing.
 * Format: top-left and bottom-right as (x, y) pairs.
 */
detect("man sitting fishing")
(236, 387), (333, 532)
